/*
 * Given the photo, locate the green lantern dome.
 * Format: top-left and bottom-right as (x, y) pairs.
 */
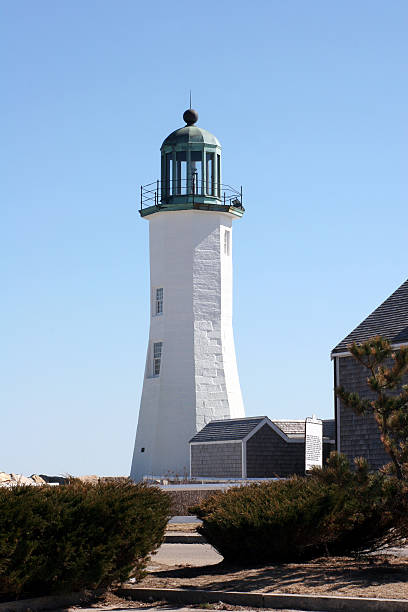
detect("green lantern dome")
(162, 126), (221, 148)
(162, 109), (220, 148)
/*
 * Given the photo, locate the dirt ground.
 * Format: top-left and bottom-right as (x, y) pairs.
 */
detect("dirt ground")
(140, 554), (408, 600)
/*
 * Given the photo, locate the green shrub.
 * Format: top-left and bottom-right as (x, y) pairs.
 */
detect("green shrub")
(0, 480), (170, 600)
(192, 453), (403, 563)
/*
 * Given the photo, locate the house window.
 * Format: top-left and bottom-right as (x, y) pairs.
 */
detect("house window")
(224, 229), (231, 256)
(155, 288), (163, 315)
(153, 342), (163, 376)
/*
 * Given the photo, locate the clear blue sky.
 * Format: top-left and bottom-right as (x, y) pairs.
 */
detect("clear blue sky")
(1, 1), (407, 476)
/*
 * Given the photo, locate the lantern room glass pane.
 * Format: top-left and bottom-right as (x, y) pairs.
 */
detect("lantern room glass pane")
(217, 154), (221, 197)
(206, 152), (214, 195)
(191, 151), (202, 194)
(176, 151), (187, 194)
(165, 153), (172, 197)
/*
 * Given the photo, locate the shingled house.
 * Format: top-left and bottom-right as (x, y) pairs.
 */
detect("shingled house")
(189, 416), (335, 478)
(332, 278), (408, 470)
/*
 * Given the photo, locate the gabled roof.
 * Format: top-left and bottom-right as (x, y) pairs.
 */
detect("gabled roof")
(332, 279), (408, 355)
(190, 417), (265, 443)
(190, 417), (336, 444)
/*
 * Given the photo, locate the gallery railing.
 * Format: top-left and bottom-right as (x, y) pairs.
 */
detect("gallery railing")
(140, 179), (244, 211)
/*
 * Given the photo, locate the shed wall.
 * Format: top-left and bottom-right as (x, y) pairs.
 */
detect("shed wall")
(246, 425), (304, 477)
(191, 442), (242, 477)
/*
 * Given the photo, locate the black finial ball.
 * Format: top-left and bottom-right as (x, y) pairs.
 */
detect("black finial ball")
(183, 108), (198, 126)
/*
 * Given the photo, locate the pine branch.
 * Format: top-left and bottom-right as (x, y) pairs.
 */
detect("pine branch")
(335, 386), (373, 415)
(342, 336), (408, 480)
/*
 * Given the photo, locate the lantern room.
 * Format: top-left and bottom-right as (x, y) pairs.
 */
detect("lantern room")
(139, 109), (244, 217)
(161, 108), (221, 202)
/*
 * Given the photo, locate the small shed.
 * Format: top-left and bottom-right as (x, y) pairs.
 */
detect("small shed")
(189, 416), (335, 479)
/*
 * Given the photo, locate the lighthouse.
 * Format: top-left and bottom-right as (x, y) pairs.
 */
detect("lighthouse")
(130, 109), (245, 481)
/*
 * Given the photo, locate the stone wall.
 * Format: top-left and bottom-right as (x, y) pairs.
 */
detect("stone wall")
(167, 488), (221, 515)
(191, 442), (242, 478)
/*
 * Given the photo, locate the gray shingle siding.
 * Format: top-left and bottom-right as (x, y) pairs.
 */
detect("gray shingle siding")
(246, 424), (304, 477)
(191, 443), (242, 478)
(337, 356), (390, 470)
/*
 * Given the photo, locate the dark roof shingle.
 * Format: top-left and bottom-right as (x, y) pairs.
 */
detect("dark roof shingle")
(332, 279), (408, 355)
(189, 417), (266, 443)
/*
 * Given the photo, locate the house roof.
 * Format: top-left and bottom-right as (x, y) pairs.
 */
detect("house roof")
(189, 417), (336, 444)
(332, 278), (408, 355)
(273, 420), (305, 438)
(274, 420), (335, 441)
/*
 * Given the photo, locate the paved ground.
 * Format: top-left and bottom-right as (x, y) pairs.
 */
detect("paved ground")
(168, 516), (201, 524)
(150, 543), (223, 567)
(153, 541), (408, 567)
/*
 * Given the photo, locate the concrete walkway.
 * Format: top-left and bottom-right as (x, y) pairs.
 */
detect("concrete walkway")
(150, 542), (222, 567)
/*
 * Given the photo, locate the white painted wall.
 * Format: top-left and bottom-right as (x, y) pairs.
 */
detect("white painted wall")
(130, 210), (245, 481)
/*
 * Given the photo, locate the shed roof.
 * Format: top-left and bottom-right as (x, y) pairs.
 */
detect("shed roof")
(332, 278), (408, 355)
(189, 417), (265, 443)
(190, 417), (336, 444)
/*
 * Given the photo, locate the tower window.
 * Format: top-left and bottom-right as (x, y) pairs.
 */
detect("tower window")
(155, 288), (163, 315)
(153, 342), (163, 376)
(224, 229), (231, 256)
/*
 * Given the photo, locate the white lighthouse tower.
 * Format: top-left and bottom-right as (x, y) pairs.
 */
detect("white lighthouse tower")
(130, 109), (245, 481)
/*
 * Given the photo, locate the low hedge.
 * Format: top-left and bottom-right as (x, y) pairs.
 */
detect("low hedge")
(0, 480), (170, 600)
(192, 453), (404, 563)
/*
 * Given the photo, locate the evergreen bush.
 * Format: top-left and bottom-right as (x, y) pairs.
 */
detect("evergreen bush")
(0, 480), (170, 600)
(192, 453), (403, 563)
